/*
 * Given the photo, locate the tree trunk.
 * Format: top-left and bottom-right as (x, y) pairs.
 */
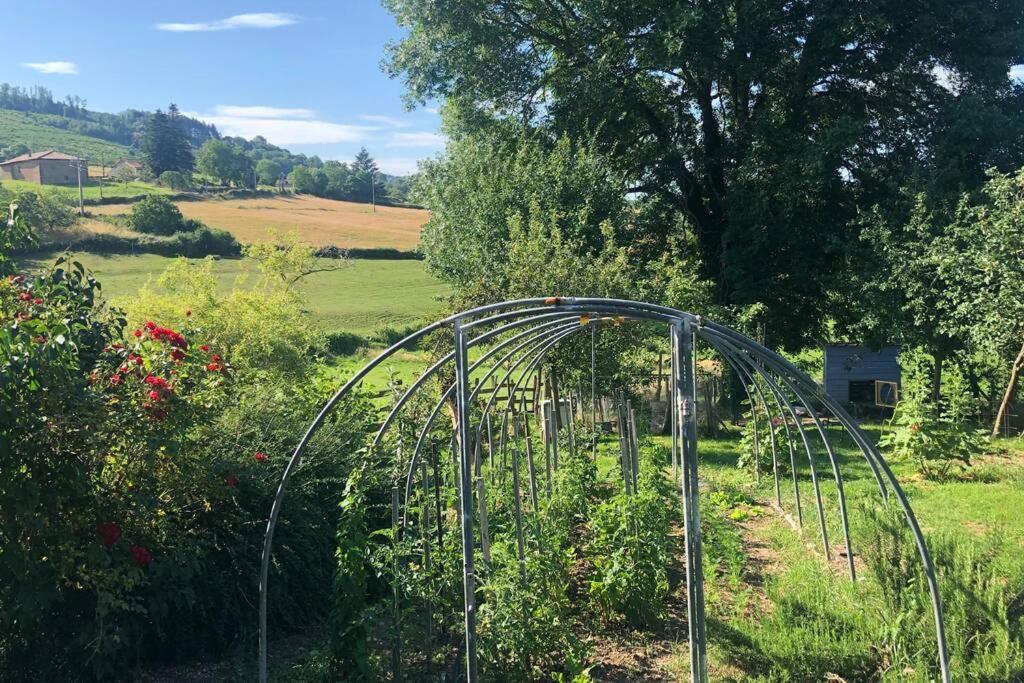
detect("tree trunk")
(991, 340), (1024, 437)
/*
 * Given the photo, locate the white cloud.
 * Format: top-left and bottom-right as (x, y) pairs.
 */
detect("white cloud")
(157, 12), (299, 32)
(360, 114), (411, 128)
(185, 107), (378, 146)
(424, 107), (440, 115)
(388, 132), (445, 148)
(215, 105), (315, 119)
(1010, 64), (1024, 82)
(23, 61), (78, 75)
(374, 157), (424, 176)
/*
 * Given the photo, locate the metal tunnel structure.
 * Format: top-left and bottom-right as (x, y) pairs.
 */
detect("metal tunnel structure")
(258, 297), (950, 683)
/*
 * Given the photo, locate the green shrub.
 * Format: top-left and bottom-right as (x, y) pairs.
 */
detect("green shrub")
(0, 217), (373, 677)
(326, 330), (366, 355)
(127, 195), (196, 235)
(880, 349), (987, 480)
(157, 170), (193, 191)
(5, 189), (75, 233)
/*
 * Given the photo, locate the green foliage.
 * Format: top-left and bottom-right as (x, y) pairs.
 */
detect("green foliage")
(326, 330), (366, 356)
(127, 195), (200, 235)
(0, 189), (75, 234)
(880, 349), (987, 480)
(587, 441), (674, 627)
(255, 158), (283, 185)
(861, 504), (1024, 680)
(196, 139), (254, 187)
(139, 105), (194, 177)
(157, 170), (193, 191)
(386, 0), (1024, 347)
(126, 254), (325, 378)
(1, 207), (374, 677)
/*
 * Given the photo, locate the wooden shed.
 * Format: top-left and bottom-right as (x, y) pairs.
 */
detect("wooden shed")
(823, 344), (900, 410)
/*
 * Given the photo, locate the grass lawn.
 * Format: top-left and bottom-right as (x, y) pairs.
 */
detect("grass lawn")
(88, 194), (428, 250)
(1, 176), (169, 200)
(21, 251), (449, 336)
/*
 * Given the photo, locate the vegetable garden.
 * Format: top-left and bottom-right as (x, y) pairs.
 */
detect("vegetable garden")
(260, 298), (953, 682)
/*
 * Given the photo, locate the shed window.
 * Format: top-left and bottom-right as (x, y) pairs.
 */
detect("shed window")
(848, 380), (876, 404)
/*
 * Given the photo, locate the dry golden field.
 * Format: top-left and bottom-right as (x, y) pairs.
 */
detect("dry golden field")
(90, 194), (428, 250)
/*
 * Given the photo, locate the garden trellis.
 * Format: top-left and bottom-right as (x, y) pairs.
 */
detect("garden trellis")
(258, 297), (950, 683)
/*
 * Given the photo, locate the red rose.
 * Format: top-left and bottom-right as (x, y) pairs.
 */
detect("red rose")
(129, 545), (153, 567)
(200, 344), (210, 352)
(144, 321), (156, 331)
(254, 452), (268, 462)
(148, 390), (160, 401)
(206, 362), (220, 372)
(225, 475), (240, 487)
(111, 374), (122, 385)
(211, 354), (221, 362)
(32, 297), (42, 305)
(96, 522), (121, 548)
(171, 349), (185, 361)
(133, 329), (142, 338)
(129, 355), (143, 366)
(18, 292), (31, 301)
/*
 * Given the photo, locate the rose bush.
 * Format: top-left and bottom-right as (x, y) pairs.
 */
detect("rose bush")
(1, 208), (376, 679)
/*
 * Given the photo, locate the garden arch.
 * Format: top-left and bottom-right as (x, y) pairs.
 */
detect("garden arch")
(258, 297), (950, 683)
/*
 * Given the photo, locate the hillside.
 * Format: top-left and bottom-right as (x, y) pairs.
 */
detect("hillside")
(0, 109), (132, 161)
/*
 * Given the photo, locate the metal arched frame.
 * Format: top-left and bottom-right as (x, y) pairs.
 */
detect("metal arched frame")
(258, 297), (950, 683)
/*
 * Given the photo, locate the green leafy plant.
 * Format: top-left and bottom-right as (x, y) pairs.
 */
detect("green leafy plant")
(880, 349), (987, 480)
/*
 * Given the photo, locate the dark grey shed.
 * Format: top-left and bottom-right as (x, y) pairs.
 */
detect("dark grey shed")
(823, 344), (901, 408)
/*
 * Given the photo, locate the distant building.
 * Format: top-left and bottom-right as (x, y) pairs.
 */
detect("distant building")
(0, 150), (85, 185)
(823, 344), (901, 412)
(110, 158), (145, 179)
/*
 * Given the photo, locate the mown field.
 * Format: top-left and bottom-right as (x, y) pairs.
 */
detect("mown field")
(0, 108), (131, 160)
(23, 251), (448, 336)
(89, 194), (428, 250)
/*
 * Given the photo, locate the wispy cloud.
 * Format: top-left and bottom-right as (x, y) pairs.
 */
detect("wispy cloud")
(360, 114), (411, 128)
(23, 61), (78, 75)
(388, 132), (445, 148)
(215, 105), (315, 119)
(157, 13), (299, 32)
(374, 157), (425, 176)
(186, 106), (377, 146)
(1010, 64), (1024, 82)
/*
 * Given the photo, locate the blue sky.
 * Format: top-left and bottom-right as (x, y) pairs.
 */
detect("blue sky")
(2, 2), (441, 175)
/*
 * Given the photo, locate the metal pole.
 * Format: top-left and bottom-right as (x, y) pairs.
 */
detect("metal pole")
(591, 324), (597, 461)
(452, 321), (478, 682)
(675, 320), (708, 683)
(420, 459), (433, 649)
(391, 486), (402, 682)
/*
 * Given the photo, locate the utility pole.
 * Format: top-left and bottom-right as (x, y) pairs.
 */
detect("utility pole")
(73, 156), (85, 216)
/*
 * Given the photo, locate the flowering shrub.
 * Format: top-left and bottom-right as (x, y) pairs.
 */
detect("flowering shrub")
(1, 257), (374, 679)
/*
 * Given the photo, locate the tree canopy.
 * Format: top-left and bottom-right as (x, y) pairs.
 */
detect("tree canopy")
(385, 0), (1024, 347)
(139, 104), (195, 177)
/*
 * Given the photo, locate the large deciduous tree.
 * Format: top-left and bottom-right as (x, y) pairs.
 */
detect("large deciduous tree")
(385, 0), (1024, 346)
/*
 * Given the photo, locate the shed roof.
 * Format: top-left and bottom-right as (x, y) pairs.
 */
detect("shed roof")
(0, 150), (80, 166)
